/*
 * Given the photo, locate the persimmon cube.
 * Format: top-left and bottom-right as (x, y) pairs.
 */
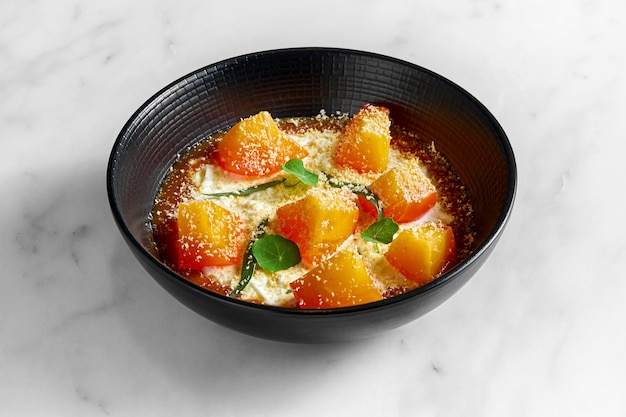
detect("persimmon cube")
(384, 222), (456, 286)
(290, 249), (383, 308)
(276, 188), (359, 266)
(176, 200), (246, 269)
(359, 159), (437, 223)
(216, 111), (308, 177)
(333, 104), (391, 173)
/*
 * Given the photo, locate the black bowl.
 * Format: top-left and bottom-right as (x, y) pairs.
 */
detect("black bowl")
(107, 47), (516, 343)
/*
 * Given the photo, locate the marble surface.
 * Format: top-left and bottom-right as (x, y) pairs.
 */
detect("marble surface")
(2, 0), (625, 415)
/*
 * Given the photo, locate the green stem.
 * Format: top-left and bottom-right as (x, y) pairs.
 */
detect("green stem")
(203, 178), (286, 198)
(325, 175), (384, 220)
(230, 218), (269, 298)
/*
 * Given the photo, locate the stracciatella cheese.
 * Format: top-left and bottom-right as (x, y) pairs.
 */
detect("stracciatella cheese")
(150, 112), (474, 307)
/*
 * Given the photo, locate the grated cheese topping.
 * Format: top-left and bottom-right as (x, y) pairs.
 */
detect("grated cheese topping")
(151, 112), (474, 307)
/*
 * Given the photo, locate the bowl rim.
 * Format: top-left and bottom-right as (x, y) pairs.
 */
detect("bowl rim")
(107, 46), (517, 316)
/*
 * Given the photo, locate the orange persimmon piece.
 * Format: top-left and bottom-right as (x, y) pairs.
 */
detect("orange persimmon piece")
(276, 188), (359, 266)
(359, 159), (437, 223)
(290, 249), (383, 308)
(333, 104), (391, 173)
(384, 222), (456, 286)
(216, 111), (308, 177)
(176, 200), (246, 269)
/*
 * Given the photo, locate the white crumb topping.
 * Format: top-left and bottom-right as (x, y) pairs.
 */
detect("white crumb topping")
(160, 113), (467, 307)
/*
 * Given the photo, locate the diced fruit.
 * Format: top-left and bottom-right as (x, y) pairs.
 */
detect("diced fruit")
(290, 249), (383, 308)
(359, 159), (437, 223)
(176, 200), (246, 269)
(216, 111), (308, 177)
(276, 187), (359, 266)
(333, 104), (391, 173)
(384, 222), (456, 286)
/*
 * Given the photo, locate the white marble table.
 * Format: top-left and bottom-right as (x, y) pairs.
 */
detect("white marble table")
(2, 0), (625, 415)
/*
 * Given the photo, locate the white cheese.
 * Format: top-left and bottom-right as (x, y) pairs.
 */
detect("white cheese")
(184, 122), (456, 306)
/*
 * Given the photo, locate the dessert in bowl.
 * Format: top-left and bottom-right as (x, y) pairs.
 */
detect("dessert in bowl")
(107, 48), (516, 343)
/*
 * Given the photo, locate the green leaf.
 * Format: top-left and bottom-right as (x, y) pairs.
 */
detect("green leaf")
(361, 217), (399, 244)
(203, 178), (286, 198)
(230, 219), (268, 298)
(281, 159), (318, 186)
(252, 235), (301, 272)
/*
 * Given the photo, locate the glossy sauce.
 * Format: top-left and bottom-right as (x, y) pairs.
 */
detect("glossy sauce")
(150, 114), (475, 306)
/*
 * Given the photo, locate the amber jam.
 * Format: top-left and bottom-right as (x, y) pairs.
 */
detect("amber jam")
(149, 111), (475, 308)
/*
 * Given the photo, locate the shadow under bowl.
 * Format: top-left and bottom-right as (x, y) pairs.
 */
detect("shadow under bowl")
(107, 47), (516, 343)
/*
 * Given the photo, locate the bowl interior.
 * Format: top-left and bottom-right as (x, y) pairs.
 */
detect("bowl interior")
(107, 48), (516, 341)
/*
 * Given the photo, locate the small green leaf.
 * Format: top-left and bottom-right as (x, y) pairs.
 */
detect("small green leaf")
(203, 178), (286, 198)
(230, 219), (268, 298)
(281, 159), (318, 186)
(252, 235), (301, 272)
(361, 217), (399, 244)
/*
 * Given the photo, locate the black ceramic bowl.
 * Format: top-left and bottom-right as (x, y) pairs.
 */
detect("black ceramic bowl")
(107, 47), (516, 343)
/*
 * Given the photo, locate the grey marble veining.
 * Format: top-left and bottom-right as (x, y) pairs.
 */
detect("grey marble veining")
(2, 0), (625, 415)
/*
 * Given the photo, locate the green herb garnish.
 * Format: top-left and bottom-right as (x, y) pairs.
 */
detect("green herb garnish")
(203, 178), (286, 198)
(252, 235), (301, 272)
(325, 174), (399, 244)
(281, 159), (319, 186)
(361, 217), (399, 245)
(230, 219), (268, 298)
